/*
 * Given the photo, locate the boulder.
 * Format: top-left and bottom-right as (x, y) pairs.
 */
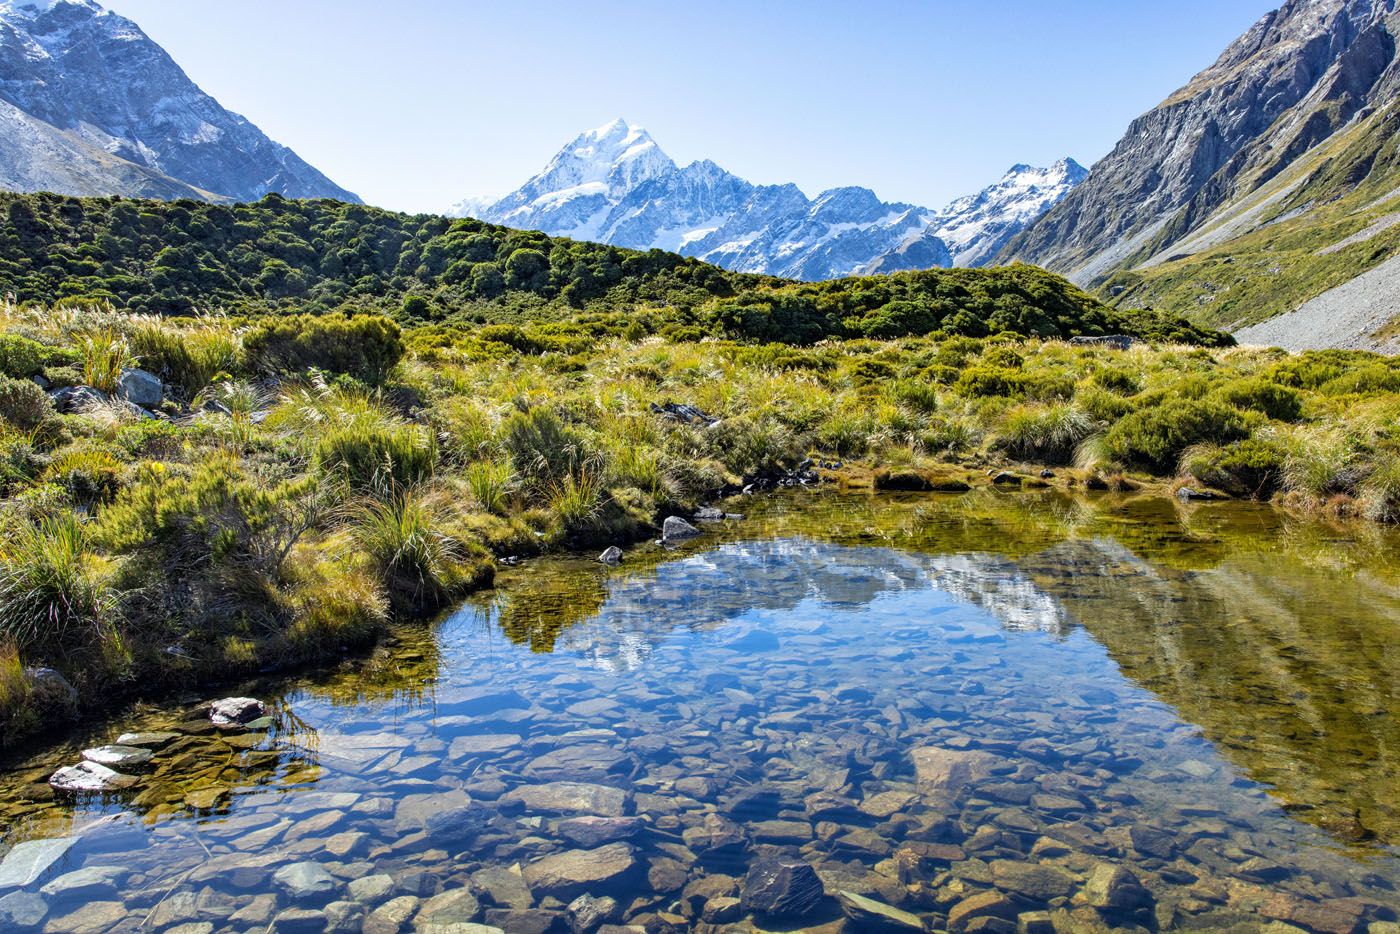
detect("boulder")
(47, 385), (106, 414)
(1069, 335), (1138, 350)
(989, 860), (1076, 899)
(598, 546), (623, 565)
(414, 886), (481, 928)
(323, 901), (366, 934)
(521, 843), (638, 901)
(48, 761), (139, 794)
(115, 368), (162, 407)
(39, 865), (125, 902)
(0, 836), (76, 892)
(661, 516), (701, 543)
(208, 697), (268, 727)
(272, 908), (327, 933)
(24, 667), (77, 710)
(740, 859), (824, 920)
(347, 874), (395, 906)
(81, 745), (153, 769)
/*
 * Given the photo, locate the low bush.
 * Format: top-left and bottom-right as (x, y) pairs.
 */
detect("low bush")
(995, 404), (1095, 465)
(351, 490), (492, 614)
(1102, 399), (1254, 472)
(245, 313), (404, 384)
(1180, 437), (1287, 497)
(1212, 377), (1303, 422)
(0, 376), (53, 430)
(315, 419), (437, 493)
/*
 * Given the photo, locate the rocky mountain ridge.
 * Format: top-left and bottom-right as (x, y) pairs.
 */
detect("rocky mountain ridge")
(0, 0), (357, 202)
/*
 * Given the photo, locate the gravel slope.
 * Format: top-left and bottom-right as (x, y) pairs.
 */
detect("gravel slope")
(1234, 252), (1400, 353)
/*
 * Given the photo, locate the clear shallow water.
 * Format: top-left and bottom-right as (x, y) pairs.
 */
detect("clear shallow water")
(2, 490), (1400, 933)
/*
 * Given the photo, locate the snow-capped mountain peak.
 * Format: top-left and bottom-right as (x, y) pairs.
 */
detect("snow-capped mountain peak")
(451, 123), (1085, 280)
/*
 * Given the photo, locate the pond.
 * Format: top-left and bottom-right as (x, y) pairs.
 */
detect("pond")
(1, 489), (1399, 933)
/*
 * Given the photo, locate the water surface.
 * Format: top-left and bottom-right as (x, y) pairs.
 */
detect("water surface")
(2, 490), (1399, 933)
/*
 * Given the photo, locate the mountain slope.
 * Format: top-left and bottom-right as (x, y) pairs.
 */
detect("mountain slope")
(0, 97), (223, 200)
(452, 119), (1082, 280)
(996, 0), (1400, 352)
(0, 0), (358, 203)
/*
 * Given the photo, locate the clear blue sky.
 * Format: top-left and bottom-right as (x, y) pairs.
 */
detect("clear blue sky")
(106, 0), (1276, 213)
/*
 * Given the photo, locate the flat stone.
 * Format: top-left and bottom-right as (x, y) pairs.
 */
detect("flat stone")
(481, 908), (562, 933)
(989, 860), (1076, 900)
(449, 734), (521, 760)
(681, 812), (747, 854)
(1082, 863), (1152, 911)
(325, 901), (367, 934)
(568, 894), (618, 931)
(272, 908), (327, 933)
(947, 891), (1018, 932)
(183, 785), (230, 810)
(42, 900), (127, 934)
(364, 895), (419, 934)
(81, 744), (153, 769)
(229, 895), (279, 927)
(525, 744), (629, 782)
(349, 873), (396, 906)
(274, 861), (338, 902)
(423, 803), (493, 844)
(702, 896), (743, 924)
(0, 836), (76, 891)
(0, 891), (46, 932)
(502, 781), (627, 816)
(741, 859), (824, 920)
(471, 866), (533, 911)
(556, 815), (643, 847)
(752, 819), (812, 844)
(39, 865), (125, 901)
(48, 761), (139, 794)
(911, 746), (1003, 795)
(414, 887), (481, 928)
(521, 842), (638, 901)
(837, 891), (925, 931)
(115, 731), (180, 749)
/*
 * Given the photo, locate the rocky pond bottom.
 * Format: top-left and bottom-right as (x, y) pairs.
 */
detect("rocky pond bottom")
(1, 490), (1400, 933)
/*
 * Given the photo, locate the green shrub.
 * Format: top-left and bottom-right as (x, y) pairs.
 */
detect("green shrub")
(76, 328), (133, 393)
(850, 359), (897, 385)
(954, 365), (1025, 398)
(1102, 399), (1254, 472)
(0, 377), (53, 430)
(1318, 364), (1400, 397)
(315, 420), (437, 493)
(982, 346), (1024, 369)
(1090, 367), (1140, 395)
(0, 514), (122, 664)
(351, 490), (492, 614)
(245, 313), (404, 384)
(1180, 438), (1287, 497)
(893, 379), (939, 414)
(130, 320), (241, 399)
(1212, 377), (1303, 422)
(464, 459), (514, 514)
(502, 408), (593, 490)
(0, 334), (51, 378)
(45, 448), (123, 505)
(995, 404), (1094, 465)
(704, 414), (802, 479)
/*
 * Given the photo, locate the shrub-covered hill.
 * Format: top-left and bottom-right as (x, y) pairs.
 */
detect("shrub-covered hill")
(0, 191), (1229, 346)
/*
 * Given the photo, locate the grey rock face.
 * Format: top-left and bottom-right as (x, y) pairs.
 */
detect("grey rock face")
(1001, 0), (1400, 284)
(81, 745), (153, 769)
(273, 861), (337, 902)
(48, 761), (139, 793)
(598, 546), (623, 565)
(0, 891), (47, 932)
(23, 667), (76, 709)
(0, 1), (358, 202)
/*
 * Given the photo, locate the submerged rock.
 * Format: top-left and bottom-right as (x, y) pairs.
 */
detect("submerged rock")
(837, 891), (925, 930)
(911, 746), (1002, 795)
(1082, 863), (1153, 912)
(521, 842), (638, 900)
(740, 859), (824, 920)
(0, 891), (47, 932)
(273, 861), (337, 902)
(423, 803), (493, 844)
(115, 731), (180, 749)
(0, 836), (76, 891)
(556, 815), (643, 847)
(48, 761), (139, 794)
(568, 894), (618, 931)
(208, 697), (268, 727)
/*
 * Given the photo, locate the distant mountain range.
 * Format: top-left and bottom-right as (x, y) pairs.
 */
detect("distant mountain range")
(0, 0), (357, 202)
(450, 119), (1085, 280)
(1001, 0), (1400, 351)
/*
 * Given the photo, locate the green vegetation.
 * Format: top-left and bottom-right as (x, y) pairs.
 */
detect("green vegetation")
(0, 190), (1223, 346)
